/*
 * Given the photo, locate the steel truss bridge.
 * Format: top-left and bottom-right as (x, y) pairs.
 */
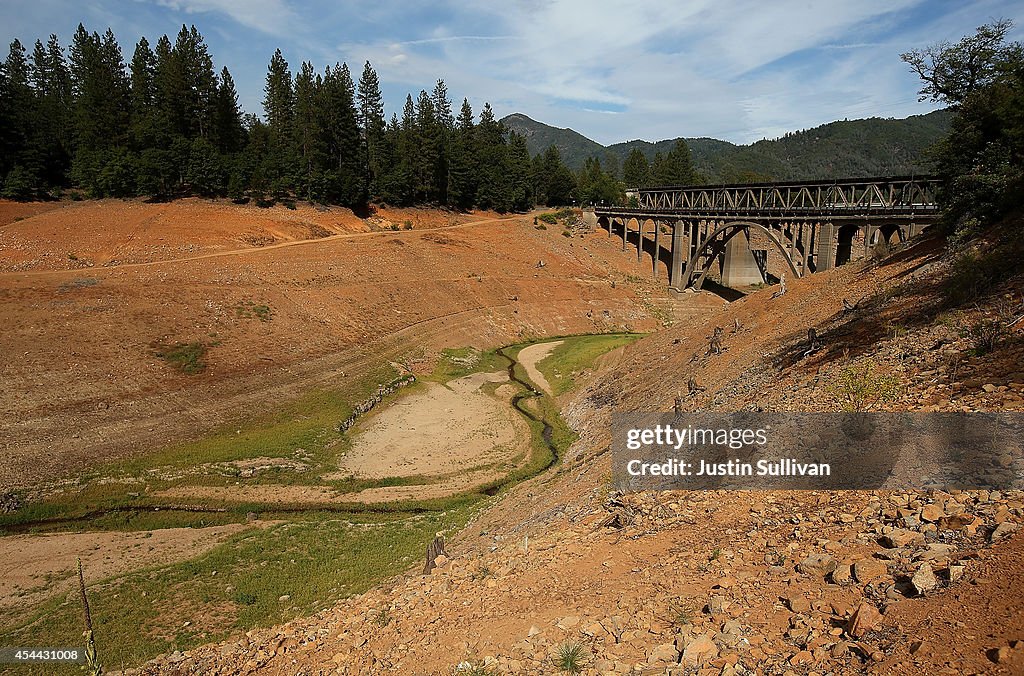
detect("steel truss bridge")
(591, 176), (941, 290)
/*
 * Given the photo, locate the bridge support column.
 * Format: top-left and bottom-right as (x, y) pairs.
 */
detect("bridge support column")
(621, 219), (627, 250)
(670, 220), (686, 289)
(816, 222), (837, 271)
(801, 223), (812, 273)
(721, 229), (765, 287)
(652, 222), (660, 278)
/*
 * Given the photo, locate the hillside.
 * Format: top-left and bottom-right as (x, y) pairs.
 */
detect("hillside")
(501, 110), (953, 182)
(131, 218), (1024, 676)
(0, 199), (668, 491)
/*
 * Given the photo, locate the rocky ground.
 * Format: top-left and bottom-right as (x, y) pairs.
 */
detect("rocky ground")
(125, 486), (1022, 675)
(122, 225), (1024, 675)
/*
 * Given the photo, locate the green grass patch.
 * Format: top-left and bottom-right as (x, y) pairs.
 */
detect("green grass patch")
(534, 334), (643, 396)
(0, 363), (400, 534)
(0, 508), (474, 673)
(235, 300), (274, 322)
(155, 342), (208, 374)
(429, 346), (507, 383)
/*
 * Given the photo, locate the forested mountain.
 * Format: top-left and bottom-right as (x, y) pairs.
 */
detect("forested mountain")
(501, 110), (952, 183)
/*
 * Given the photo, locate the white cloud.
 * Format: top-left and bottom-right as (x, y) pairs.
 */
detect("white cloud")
(153, 0), (297, 37)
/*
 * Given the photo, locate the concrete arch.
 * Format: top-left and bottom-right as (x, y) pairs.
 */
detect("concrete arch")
(836, 224), (860, 266)
(870, 223), (905, 246)
(681, 220), (801, 289)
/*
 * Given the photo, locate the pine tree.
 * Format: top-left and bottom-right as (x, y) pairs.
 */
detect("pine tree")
(167, 26), (216, 139)
(356, 61), (385, 197)
(262, 48), (295, 196)
(69, 25), (129, 151)
(577, 156), (621, 206)
(431, 79), (453, 204)
(474, 102), (506, 209)
(622, 147), (650, 187)
(652, 139), (700, 185)
(447, 98), (476, 209)
(212, 66), (244, 154)
(505, 131), (532, 211)
(391, 94), (417, 203)
(1, 39), (40, 197)
(128, 37), (157, 148)
(317, 63), (362, 204)
(414, 89), (439, 202)
(293, 61), (320, 196)
(540, 145), (575, 206)
(29, 36), (71, 187)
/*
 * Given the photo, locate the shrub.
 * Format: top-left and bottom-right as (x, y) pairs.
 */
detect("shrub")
(667, 600), (692, 626)
(155, 342), (208, 374)
(961, 317), (1007, 355)
(554, 642), (587, 674)
(232, 590), (257, 606)
(828, 360), (902, 412)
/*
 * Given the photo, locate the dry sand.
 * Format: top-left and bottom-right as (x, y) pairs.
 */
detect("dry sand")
(516, 339), (563, 395)
(0, 523), (253, 618)
(329, 372), (531, 501)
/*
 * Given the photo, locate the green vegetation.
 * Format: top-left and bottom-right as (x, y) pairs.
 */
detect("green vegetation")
(902, 20), (1024, 241)
(235, 300), (273, 321)
(535, 334), (643, 396)
(827, 360), (903, 412)
(0, 26), (539, 212)
(0, 509), (471, 673)
(502, 110), (950, 183)
(454, 660), (495, 675)
(155, 341), (208, 374)
(429, 346), (507, 383)
(0, 334), (627, 671)
(667, 600), (692, 627)
(554, 641), (588, 674)
(960, 314), (1011, 356)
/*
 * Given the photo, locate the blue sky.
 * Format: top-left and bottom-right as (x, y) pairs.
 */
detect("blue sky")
(4, 0), (1024, 145)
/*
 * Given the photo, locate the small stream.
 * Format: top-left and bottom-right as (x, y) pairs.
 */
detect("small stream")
(4, 342), (566, 533)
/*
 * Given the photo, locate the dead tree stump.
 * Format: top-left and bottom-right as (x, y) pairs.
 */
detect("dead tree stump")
(423, 535), (446, 574)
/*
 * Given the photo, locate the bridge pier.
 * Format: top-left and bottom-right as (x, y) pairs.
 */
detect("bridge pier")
(816, 222), (837, 271)
(652, 222), (660, 278)
(670, 220), (686, 289)
(721, 230), (765, 287)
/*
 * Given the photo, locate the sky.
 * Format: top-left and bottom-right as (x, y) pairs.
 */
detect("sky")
(3, 0), (1024, 145)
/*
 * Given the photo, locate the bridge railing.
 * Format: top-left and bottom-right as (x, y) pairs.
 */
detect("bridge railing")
(599, 176), (941, 215)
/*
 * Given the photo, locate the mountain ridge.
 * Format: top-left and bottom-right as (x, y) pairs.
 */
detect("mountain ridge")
(501, 110), (952, 183)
